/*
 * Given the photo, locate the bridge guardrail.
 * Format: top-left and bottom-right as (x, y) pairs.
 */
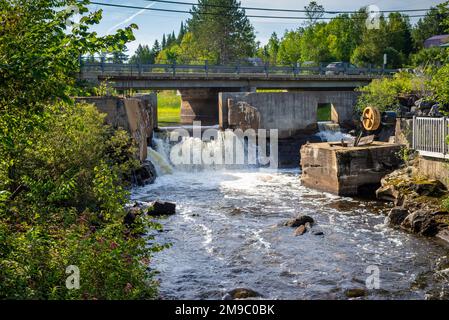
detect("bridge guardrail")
(79, 60), (397, 78)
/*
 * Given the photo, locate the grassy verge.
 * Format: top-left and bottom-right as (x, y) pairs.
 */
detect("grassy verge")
(317, 103), (331, 121)
(158, 90), (181, 127)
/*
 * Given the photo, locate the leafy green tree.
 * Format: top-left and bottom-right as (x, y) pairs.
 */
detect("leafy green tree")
(257, 32), (280, 64)
(277, 30), (302, 65)
(326, 14), (359, 62)
(411, 5), (448, 50)
(187, 0), (256, 64)
(385, 13), (412, 59)
(300, 23), (332, 63)
(351, 16), (388, 66)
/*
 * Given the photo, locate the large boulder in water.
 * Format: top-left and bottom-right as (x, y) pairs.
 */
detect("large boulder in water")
(284, 215), (314, 228)
(147, 201), (176, 216)
(386, 207), (409, 226)
(132, 160), (157, 186)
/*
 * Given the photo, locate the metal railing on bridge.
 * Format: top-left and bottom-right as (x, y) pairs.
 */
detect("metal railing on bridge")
(79, 58), (397, 78)
(413, 116), (449, 159)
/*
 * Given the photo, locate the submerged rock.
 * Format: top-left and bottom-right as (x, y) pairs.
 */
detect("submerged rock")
(224, 288), (262, 300)
(344, 288), (367, 298)
(294, 225), (306, 236)
(284, 215), (314, 228)
(147, 201), (176, 216)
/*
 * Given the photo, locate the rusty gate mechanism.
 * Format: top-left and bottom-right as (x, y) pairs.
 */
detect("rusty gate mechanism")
(345, 106), (396, 147)
(362, 106), (381, 131)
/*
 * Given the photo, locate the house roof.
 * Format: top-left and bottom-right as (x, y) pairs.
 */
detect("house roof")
(426, 34), (449, 41)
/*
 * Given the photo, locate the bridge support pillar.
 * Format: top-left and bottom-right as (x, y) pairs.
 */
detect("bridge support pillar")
(179, 89), (219, 125)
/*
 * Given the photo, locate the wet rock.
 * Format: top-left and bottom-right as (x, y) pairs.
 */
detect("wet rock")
(436, 228), (449, 245)
(344, 288), (367, 298)
(429, 104), (442, 117)
(124, 206), (141, 226)
(401, 210), (439, 236)
(387, 207), (409, 226)
(224, 288), (262, 300)
(284, 215), (314, 228)
(294, 225), (306, 236)
(147, 201), (176, 216)
(376, 184), (400, 203)
(230, 208), (243, 215)
(132, 160), (157, 186)
(412, 180), (446, 197)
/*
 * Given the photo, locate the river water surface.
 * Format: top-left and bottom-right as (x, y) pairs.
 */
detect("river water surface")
(131, 132), (449, 300)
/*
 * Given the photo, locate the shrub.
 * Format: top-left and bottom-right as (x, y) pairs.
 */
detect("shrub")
(429, 64), (449, 113)
(0, 103), (163, 299)
(355, 71), (429, 113)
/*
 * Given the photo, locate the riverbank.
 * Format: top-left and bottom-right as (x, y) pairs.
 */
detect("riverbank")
(377, 161), (449, 244)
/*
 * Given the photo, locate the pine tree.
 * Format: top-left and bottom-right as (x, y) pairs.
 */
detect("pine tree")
(162, 34), (167, 49)
(178, 21), (186, 43)
(152, 39), (161, 56)
(129, 44), (154, 64)
(187, 0), (256, 64)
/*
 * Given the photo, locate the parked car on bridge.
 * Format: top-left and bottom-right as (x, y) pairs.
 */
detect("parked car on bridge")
(325, 62), (365, 75)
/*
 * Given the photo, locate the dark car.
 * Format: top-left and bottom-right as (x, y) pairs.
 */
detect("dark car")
(325, 62), (364, 75)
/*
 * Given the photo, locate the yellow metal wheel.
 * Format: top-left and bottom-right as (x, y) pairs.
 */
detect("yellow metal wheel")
(362, 106), (381, 131)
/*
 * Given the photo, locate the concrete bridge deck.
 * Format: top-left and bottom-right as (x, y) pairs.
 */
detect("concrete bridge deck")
(79, 62), (395, 90)
(90, 73), (376, 90)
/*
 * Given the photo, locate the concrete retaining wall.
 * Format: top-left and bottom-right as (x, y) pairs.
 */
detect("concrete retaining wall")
(76, 94), (157, 162)
(418, 156), (449, 189)
(219, 91), (358, 138)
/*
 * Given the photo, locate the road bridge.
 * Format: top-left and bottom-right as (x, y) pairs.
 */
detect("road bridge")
(79, 62), (395, 124)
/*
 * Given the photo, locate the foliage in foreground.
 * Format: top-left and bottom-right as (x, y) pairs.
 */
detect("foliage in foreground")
(0, 103), (164, 299)
(0, 0), (163, 299)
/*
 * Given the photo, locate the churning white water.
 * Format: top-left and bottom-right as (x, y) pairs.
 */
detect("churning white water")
(132, 130), (449, 300)
(316, 121), (353, 142)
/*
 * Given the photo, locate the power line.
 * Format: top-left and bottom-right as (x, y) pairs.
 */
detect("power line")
(88, 2), (439, 20)
(138, 0), (435, 14)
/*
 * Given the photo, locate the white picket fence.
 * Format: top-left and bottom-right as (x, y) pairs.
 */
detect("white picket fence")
(413, 116), (449, 159)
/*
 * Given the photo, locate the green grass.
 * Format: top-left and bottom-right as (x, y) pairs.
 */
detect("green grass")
(158, 90), (181, 127)
(317, 103), (331, 121)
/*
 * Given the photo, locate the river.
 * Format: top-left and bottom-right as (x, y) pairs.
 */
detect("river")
(131, 130), (449, 300)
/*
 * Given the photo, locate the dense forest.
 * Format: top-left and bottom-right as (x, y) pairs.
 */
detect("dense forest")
(124, 0), (449, 68)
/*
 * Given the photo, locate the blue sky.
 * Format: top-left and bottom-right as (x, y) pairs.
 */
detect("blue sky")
(85, 0), (445, 54)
